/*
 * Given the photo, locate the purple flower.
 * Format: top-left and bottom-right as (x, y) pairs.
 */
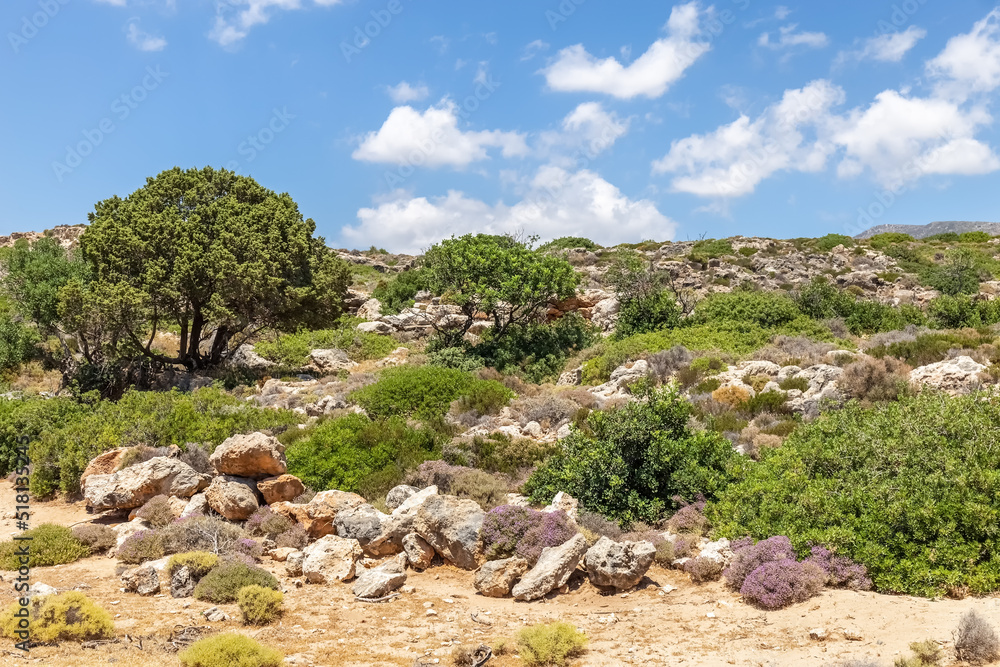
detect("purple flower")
(740, 559), (826, 610)
(481, 505), (577, 565)
(723, 536), (796, 591)
(805, 546), (872, 591)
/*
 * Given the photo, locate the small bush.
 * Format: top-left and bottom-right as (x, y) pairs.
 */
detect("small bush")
(245, 506), (293, 538)
(167, 551), (220, 579)
(814, 234), (855, 251)
(684, 556), (724, 583)
(647, 346), (695, 383)
(275, 525), (308, 549)
(135, 494), (176, 528)
(723, 536), (796, 591)
(350, 365), (504, 421)
(371, 267), (431, 314)
(70, 523), (116, 553)
(161, 515), (247, 557)
(538, 236), (600, 252)
(510, 393), (580, 428)
(481, 505), (578, 565)
(117, 529), (166, 564)
(0, 523), (89, 569)
(237, 585), (283, 625)
(516, 621), (588, 667)
(666, 500), (709, 536)
(0, 591), (113, 642)
(235, 538), (264, 562)
(193, 561), (279, 603)
(452, 380), (515, 418)
(444, 432), (558, 474)
(711, 385), (751, 407)
(740, 559), (826, 609)
(447, 468), (508, 510)
(778, 376), (809, 392)
(954, 610), (1000, 665)
(894, 640), (941, 667)
(805, 546), (872, 590)
(179, 633), (284, 667)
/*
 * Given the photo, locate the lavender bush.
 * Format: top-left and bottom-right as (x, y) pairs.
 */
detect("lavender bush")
(235, 538), (263, 562)
(666, 499), (709, 535)
(723, 536), (796, 591)
(481, 505), (577, 565)
(739, 559), (826, 610)
(805, 546), (872, 591)
(117, 529), (165, 564)
(516, 511), (577, 565)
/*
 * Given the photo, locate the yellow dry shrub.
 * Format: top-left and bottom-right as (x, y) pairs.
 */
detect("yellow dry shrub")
(179, 632), (284, 667)
(0, 592), (113, 642)
(711, 384), (751, 408)
(236, 585), (283, 625)
(517, 621), (587, 667)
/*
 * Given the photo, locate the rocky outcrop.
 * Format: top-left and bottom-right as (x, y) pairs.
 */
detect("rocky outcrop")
(302, 535), (363, 583)
(257, 474), (306, 505)
(182, 493), (208, 517)
(227, 344), (275, 370)
(543, 492), (579, 521)
(84, 457), (209, 510)
(336, 504), (392, 555)
(413, 495), (484, 570)
(204, 476), (260, 520)
(402, 533), (435, 570)
(512, 534), (588, 601)
(308, 348), (358, 374)
(475, 557), (529, 598)
(364, 486), (439, 556)
(80, 448), (128, 487)
(170, 566), (195, 598)
(385, 485), (419, 511)
(121, 565), (160, 596)
(910, 356), (987, 394)
(270, 489), (366, 538)
(209, 432), (287, 479)
(352, 560), (407, 599)
(584, 537), (656, 590)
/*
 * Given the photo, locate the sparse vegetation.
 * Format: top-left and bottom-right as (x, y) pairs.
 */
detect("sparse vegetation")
(0, 591), (114, 643)
(237, 585), (284, 625)
(0, 523), (89, 569)
(516, 621), (588, 667)
(179, 633), (284, 667)
(193, 561), (280, 604)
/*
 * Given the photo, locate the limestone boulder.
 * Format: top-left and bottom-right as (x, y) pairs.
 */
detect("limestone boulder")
(335, 504), (393, 555)
(352, 560), (407, 599)
(80, 448), (128, 488)
(302, 535), (363, 583)
(84, 457), (209, 510)
(204, 476), (260, 520)
(413, 495), (484, 570)
(121, 565), (160, 596)
(257, 474), (306, 505)
(475, 557), (528, 598)
(270, 489), (366, 538)
(512, 534), (587, 601)
(308, 348), (358, 374)
(209, 432), (286, 479)
(402, 533), (434, 570)
(910, 356), (987, 395)
(584, 537), (656, 590)
(385, 484), (419, 511)
(181, 493), (208, 518)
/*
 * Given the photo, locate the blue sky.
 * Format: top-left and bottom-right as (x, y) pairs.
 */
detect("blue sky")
(2, 0), (999, 252)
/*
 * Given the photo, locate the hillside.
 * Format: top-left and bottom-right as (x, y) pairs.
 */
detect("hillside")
(855, 220), (1000, 239)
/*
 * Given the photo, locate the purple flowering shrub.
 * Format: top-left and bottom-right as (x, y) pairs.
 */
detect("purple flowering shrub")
(684, 556), (724, 583)
(723, 536), (796, 591)
(805, 546), (873, 591)
(275, 525), (309, 549)
(739, 559), (826, 610)
(666, 499), (709, 536)
(245, 506), (293, 538)
(235, 538), (263, 562)
(481, 505), (577, 564)
(117, 529), (165, 564)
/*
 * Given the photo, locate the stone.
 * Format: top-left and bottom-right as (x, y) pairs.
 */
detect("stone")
(181, 493), (208, 517)
(364, 486), (439, 556)
(285, 550), (305, 577)
(402, 533), (434, 570)
(270, 489), (366, 538)
(543, 492), (579, 521)
(257, 474), (306, 505)
(228, 344), (275, 370)
(80, 448), (128, 488)
(809, 627), (828, 641)
(584, 537), (656, 590)
(842, 627), (863, 641)
(352, 560), (407, 599)
(210, 432), (287, 479)
(170, 566), (194, 598)
(336, 504), (392, 555)
(512, 534), (588, 601)
(475, 557), (529, 598)
(357, 321), (393, 334)
(308, 348), (358, 373)
(910, 355), (987, 394)
(28, 582), (57, 598)
(697, 538), (733, 568)
(302, 535), (363, 583)
(522, 421), (543, 438)
(557, 367), (583, 386)
(204, 607), (229, 622)
(413, 495), (484, 570)
(268, 547), (297, 562)
(113, 519), (151, 550)
(84, 457), (209, 510)
(121, 565), (160, 596)
(204, 476), (260, 521)
(385, 484), (419, 511)
(375, 347), (409, 368)
(356, 298), (382, 321)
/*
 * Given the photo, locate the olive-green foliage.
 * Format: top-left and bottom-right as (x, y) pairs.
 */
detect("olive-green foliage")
(845, 300), (927, 335)
(0, 313), (39, 371)
(708, 392), (1000, 597)
(925, 249), (984, 296)
(894, 640), (942, 667)
(868, 329), (995, 367)
(371, 267), (431, 315)
(1, 592), (113, 642)
(516, 621), (588, 667)
(29, 386), (299, 497)
(254, 320), (397, 367)
(349, 365), (507, 421)
(795, 278), (856, 320)
(526, 385), (745, 526)
(422, 233), (580, 340)
(0, 395), (85, 477)
(71, 524), (117, 552)
(79, 166), (351, 369)
(193, 562), (279, 604)
(452, 380), (515, 416)
(427, 345), (486, 373)
(179, 633), (284, 667)
(960, 231), (993, 243)
(1, 237), (88, 334)
(813, 234), (855, 251)
(445, 433), (559, 474)
(866, 232), (914, 250)
(692, 289), (802, 328)
(168, 552), (220, 579)
(689, 239), (733, 263)
(471, 314), (597, 383)
(537, 236), (601, 252)
(927, 294), (1000, 329)
(605, 250), (682, 338)
(284, 413), (441, 498)
(237, 585), (283, 625)
(0, 524), (89, 570)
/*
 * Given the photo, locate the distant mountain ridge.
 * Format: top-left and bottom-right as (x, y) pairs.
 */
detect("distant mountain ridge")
(855, 221), (1000, 239)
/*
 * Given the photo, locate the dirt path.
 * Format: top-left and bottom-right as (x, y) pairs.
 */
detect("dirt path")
(2, 482), (999, 666)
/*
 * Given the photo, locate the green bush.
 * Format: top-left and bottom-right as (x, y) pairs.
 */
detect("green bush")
(708, 392), (1000, 597)
(284, 413), (441, 497)
(689, 239), (733, 263)
(844, 300), (924, 335)
(795, 279), (856, 320)
(813, 234), (855, 251)
(0, 395), (85, 477)
(0, 314), (39, 371)
(866, 232), (914, 250)
(116, 529), (166, 564)
(615, 290), (681, 338)
(472, 314), (597, 383)
(179, 633), (283, 667)
(525, 384), (745, 526)
(927, 294), (1000, 329)
(452, 380), (514, 416)
(692, 289), (802, 328)
(193, 561), (279, 604)
(1, 591), (113, 643)
(350, 365), (503, 421)
(29, 386), (300, 497)
(0, 523), (89, 569)
(924, 249), (984, 296)
(167, 551), (220, 579)
(254, 321), (397, 367)
(868, 329), (995, 367)
(960, 231), (992, 243)
(237, 585), (283, 625)
(538, 236), (601, 252)
(427, 345), (486, 372)
(517, 621), (588, 667)
(371, 267), (431, 315)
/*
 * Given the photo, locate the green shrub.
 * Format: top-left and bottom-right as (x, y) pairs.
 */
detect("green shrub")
(284, 413), (441, 497)
(445, 433), (558, 474)
(692, 289), (802, 328)
(960, 231), (992, 243)
(866, 232), (914, 250)
(924, 249), (983, 296)
(868, 330), (995, 367)
(615, 290), (681, 338)
(517, 621), (588, 667)
(0, 523), (89, 569)
(452, 380), (515, 417)
(135, 494), (175, 528)
(927, 294), (1000, 329)
(795, 278), (855, 320)
(0, 395), (85, 477)
(349, 365), (478, 420)
(778, 376), (809, 392)
(427, 346), (485, 372)
(193, 561), (279, 604)
(708, 391), (1000, 597)
(179, 633), (283, 667)
(255, 322), (397, 367)
(743, 390), (789, 415)
(447, 468), (508, 510)
(472, 314), (597, 383)
(1, 592), (113, 642)
(894, 640), (941, 667)
(237, 585), (283, 625)
(689, 239), (733, 263)
(29, 386), (300, 497)
(813, 234), (855, 251)
(526, 384), (745, 526)
(0, 313), (39, 371)
(538, 236), (601, 252)
(371, 268), (431, 315)
(845, 300), (924, 335)
(168, 551), (220, 579)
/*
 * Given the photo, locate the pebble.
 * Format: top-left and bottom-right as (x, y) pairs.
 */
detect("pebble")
(809, 628), (828, 641)
(426, 609), (438, 617)
(423, 602), (434, 608)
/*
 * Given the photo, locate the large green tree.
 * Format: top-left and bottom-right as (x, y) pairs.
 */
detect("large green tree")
(78, 167), (350, 369)
(422, 233), (579, 340)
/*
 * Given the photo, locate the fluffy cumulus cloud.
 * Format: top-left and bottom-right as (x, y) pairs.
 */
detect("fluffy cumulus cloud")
(342, 167), (676, 253)
(541, 2), (710, 99)
(656, 9), (1000, 198)
(537, 102), (630, 165)
(385, 81), (429, 104)
(210, 0), (342, 47)
(125, 19), (167, 52)
(352, 100), (528, 168)
(757, 24), (829, 50)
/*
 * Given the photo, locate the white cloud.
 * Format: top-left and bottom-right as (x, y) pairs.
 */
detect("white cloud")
(927, 9), (1000, 99)
(352, 100), (529, 168)
(342, 167), (677, 253)
(385, 81), (429, 104)
(758, 24), (829, 50)
(125, 19), (167, 51)
(541, 1), (710, 99)
(774, 6), (791, 21)
(94, 0), (128, 6)
(653, 80), (844, 197)
(852, 26), (927, 63)
(209, 0), (342, 47)
(521, 39), (549, 61)
(537, 102), (629, 165)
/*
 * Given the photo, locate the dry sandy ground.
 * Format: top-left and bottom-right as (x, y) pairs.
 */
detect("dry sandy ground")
(2, 481), (999, 667)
